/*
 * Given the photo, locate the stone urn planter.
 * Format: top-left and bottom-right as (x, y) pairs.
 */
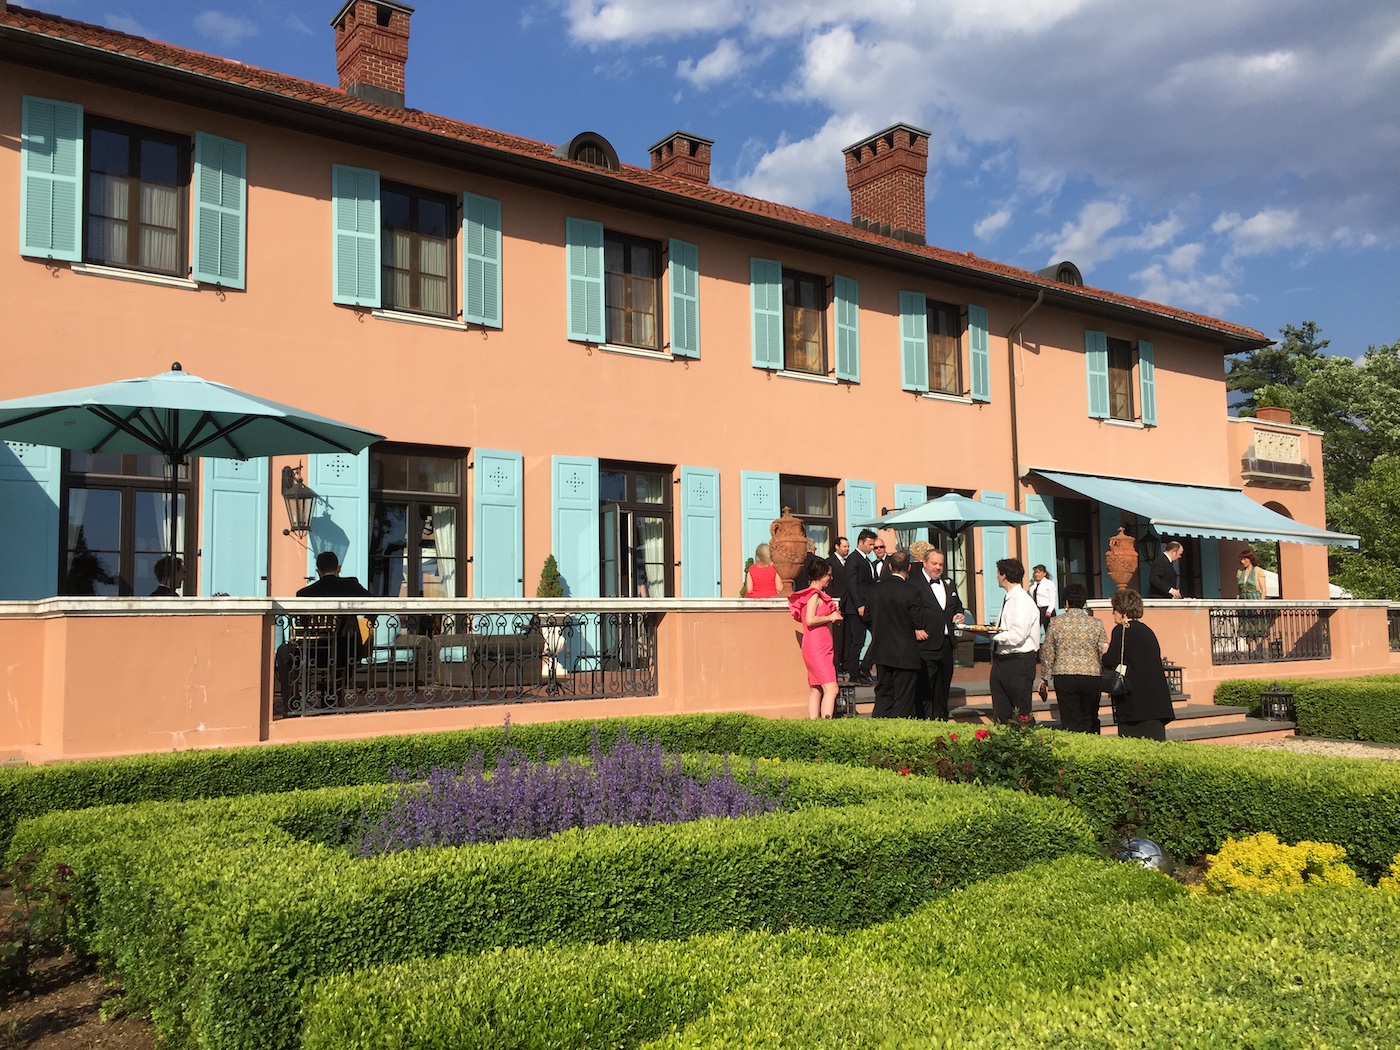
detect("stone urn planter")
(1105, 526), (1139, 592)
(768, 506), (807, 595)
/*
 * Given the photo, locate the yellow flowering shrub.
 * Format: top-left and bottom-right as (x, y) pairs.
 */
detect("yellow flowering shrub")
(1379, 852), (1400, 892)
(1203, 832), (1360, 894)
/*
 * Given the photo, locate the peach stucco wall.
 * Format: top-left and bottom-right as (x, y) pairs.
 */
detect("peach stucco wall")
(0, 65), (1277, 609)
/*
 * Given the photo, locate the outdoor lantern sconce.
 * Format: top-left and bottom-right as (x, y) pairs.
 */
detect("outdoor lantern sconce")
(281, 463), (317, 537)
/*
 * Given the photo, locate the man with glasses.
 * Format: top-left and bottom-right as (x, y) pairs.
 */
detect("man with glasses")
(844, 529), (879, 685)
(871, 541), (888, 581)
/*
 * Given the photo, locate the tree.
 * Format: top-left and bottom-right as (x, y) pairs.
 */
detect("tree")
(1226, 321), (1328, 413)
(1327, 454), (1400, 599)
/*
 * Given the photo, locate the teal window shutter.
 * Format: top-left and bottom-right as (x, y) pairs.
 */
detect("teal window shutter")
(968, 303), (991, 402)
(750, 257), (783, 369)
(668, 238), (700, 358)
(200, 457), (267, 596)
(1138, 340), (1157, 425)
(1199, 539), (1222, 599)
(843, 479), (876, 539)
(308, 450), (370, 582)
(680, 466), (721, 597)
(463, 192), (502, 328)
(740, 470), (781, 574)
(980, 491), (1009, 623)
(565, 218), (604, 342)
(833, 274), (860, 382)
(19, 96), (83, 262)
(899, 290), (929, 392)
(1097, 505), (1122, 599)
(192, 133), (247, 289)
(893, 483), (928, 544)
(331, 164), (379, 307)
(1085, 330), (1110, 419)
(473, 448), (523, 597)
(1024, 493), (1056, 595)
(552, 455), (600, 598)
(0, 441), (60, 599)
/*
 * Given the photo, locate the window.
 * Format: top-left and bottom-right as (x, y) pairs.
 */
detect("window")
(600, 464), (673, 597)
(783, 270), (827, 374)
(60, 452), (193, 596)
(927, 300), (963, 395)
(1107, 338), (1136, 421)
(85, 118), (189, 277)
(604, 232), (660, 349)
(780, 475), (836, 557)
(381, 182), (455, 318)
(1054, 497), (1093, 597)
(369, 446), (466, 597)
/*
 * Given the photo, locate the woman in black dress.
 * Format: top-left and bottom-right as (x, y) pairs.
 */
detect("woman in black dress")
(1103, 589), (1175, 741)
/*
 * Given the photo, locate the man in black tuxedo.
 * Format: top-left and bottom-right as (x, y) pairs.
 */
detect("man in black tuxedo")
(913, 548), (964, 721)
(1148, 541), (1184, 599)
(844, 529), (879, 684)
(276, 551), (372, 704)
(863, 550), (927, 718)
(826, 536), (850, 677)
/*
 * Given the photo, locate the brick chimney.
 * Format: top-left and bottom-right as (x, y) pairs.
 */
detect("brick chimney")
(842, 123), (930, 245)
(331, 0), (413, 108)
(648, 131), (714, 185)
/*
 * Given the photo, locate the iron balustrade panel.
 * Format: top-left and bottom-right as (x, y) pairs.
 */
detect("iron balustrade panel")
(272, 609), (659, 717)
(1390, 609), (1400, 652)
(1208, 605), (1332, 665)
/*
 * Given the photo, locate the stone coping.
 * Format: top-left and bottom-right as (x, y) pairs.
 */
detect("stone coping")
(0, 596), (792, 618)
(1085, 598), (1393, 611)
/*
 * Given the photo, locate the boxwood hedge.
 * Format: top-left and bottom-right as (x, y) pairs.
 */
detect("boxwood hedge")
(300, 856), (1400, 1049)
(1213, 674), (1400, 743)
(11, 762), (1094, 1050)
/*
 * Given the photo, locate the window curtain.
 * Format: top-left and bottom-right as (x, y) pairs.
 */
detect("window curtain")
(140, 182), (179, 272)
(418, 236), (449, 315)
(430, 505), (456, 597)
(635, 515), (666, 597)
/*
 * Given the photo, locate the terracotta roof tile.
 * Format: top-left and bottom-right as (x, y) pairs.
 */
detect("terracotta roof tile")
(1, 4), (1266, 344)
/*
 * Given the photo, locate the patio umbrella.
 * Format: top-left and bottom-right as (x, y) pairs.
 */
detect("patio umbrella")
(0, 362), (384, 581)
(860, 492), (1045, 540)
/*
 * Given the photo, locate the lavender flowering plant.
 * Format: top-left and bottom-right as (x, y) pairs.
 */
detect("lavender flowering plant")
(357, 727), (784, 856)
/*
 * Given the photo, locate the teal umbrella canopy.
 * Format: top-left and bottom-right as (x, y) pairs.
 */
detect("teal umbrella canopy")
(860, 493), (1045, 533)
(0, 363), (383, 561)
(0, 362), (382, 461)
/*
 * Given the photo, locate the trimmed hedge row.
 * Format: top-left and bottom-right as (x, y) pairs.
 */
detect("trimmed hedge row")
(8, 712), (1400, 871)
(11, 763), (1094, 1050)
(1213, 674), (1400, 743)
(300, 856), (1400, 1049)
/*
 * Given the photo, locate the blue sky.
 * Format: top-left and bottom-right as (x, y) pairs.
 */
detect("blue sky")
(46, 0), (1400, 360)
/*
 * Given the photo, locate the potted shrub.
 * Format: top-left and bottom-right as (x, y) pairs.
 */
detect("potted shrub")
(536, 555), (568, 674)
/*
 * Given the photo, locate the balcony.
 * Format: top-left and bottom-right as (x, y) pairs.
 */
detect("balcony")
(1239, 456), (1313, 489)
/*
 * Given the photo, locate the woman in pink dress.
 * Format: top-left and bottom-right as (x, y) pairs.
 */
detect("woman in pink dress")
(788, 552), (843, 718)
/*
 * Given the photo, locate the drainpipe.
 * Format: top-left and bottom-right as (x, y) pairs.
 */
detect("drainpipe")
(1005, 290), (1045, 558)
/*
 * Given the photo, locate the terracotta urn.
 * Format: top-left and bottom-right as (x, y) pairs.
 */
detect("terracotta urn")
(768, 506), (808, 596)
(1105, 526), (1139, 592)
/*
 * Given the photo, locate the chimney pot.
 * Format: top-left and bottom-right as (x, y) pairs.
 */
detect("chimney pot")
(331, 0), (414, 108)
(842, 122), (930, 244)
(649, 131), (714, 185)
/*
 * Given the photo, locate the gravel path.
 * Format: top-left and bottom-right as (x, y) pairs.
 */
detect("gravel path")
(1230, 737), (1400, 761)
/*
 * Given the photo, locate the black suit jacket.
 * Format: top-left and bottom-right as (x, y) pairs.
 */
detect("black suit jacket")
(1148, 553), (1179, 598)
(297, 574), (372, 598)
(826, 555), (850, 603)
(846, 553), (875, 613)
(863, 573), (925, 670)
(913, 570), (960, 658)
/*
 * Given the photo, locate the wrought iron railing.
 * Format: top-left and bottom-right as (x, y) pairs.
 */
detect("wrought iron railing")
(272, 606), (658, 717)
(1208, 605), (1332, 665)
(1389, 608), (1400, 652)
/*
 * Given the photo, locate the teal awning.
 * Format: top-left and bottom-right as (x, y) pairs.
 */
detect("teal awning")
(1029, 469), (1359, 548)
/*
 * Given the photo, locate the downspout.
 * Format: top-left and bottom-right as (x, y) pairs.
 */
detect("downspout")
(1005, 290), (1045, 558)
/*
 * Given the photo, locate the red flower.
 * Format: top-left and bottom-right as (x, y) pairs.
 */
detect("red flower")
(899, 767), (910, 776)
(948, 732), (959, 742)
(1018, 714), (1030, 723)
(975, 728), (990, 741)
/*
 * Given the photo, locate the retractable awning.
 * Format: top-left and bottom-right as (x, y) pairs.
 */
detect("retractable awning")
(1028, 468), (1359, 548)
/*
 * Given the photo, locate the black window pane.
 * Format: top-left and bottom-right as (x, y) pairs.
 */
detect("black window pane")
(599, 470), (627, 503)
(381, 190), (410, 232)
(140, 139), (179, 185)
(411, 455), (458, 494)
(89, 128), (129, 175)
(418, 198), (449, 238)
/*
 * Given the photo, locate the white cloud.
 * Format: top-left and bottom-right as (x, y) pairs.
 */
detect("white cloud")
(1133, 260), (1243, 316)
(1213, 209), (1309, 256)
(677, 38), (748, 88)
(973, 208), (1013, 241)
(732, 115), (869, 211)
(193, 11), (258, 47)
(103, 14), (155, 38)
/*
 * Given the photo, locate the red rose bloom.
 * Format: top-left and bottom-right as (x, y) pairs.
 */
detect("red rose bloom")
(948, 732), (958, 742)
(975, 728), (990, 741)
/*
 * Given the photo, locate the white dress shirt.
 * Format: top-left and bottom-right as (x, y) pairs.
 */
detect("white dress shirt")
(992, 585), (1041, 654)
(1030, 576), (1058, 616)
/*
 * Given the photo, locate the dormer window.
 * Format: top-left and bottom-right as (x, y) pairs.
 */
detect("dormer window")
(561, 131), (619, 172)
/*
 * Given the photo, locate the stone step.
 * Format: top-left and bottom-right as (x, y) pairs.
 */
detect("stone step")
(1167, 718), (1298, 744)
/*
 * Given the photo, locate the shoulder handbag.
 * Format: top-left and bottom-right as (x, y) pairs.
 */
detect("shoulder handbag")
(1102, 626), (1131, 700)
